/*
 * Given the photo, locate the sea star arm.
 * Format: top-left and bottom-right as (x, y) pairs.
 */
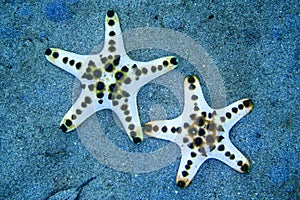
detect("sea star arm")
(209, 136), (250, 173)
(45, 48), (88, 78)
(102, 10), (126, 56)
(144, 116), (183, 142)
(176, 146), (208, 188)
(215, 98), (254, 132)
(111, 94), (144, 144)
(59, 90), (99, 132)
(121, 56), (178, 93)
(183, 76), (211, 113)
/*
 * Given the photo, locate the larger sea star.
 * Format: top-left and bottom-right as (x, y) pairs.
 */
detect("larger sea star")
(144, 75), (253, 187)
(45, 10), (178, 144)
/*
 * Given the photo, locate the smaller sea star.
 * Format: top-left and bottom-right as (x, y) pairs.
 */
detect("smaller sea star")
(45, 10), (178, 144)
(144, 75), (253, 188)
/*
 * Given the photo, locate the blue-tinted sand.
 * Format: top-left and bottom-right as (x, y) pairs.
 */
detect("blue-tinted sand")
(0, 0), (299, 199)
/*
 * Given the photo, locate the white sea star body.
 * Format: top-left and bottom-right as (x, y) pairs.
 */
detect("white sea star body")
(45, 10), (178, 143)
(144, 76), (253, 187)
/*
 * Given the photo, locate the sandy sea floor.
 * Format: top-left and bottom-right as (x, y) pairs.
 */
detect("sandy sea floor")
(0, 0), (299, 199)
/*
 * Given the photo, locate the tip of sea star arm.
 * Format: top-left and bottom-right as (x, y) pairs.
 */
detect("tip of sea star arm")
(111, 97), (144, 144)
(211, 138), (251, 173)
(103, 10), (126, 55)
(59, 108), (95, 134)
(58, 92), (100, 134)
(143, 56), (178, 72)
(217, 98), (254, 131)
(183, 75), (211, 112)
(106, 10), (115, 18)
(126, 56), (178, 91)
(59, 123), (72, 133)
(132, 137), (142, 144)
(143, 123), (160, 138)
(166, 56), (178, 68)
(243, 98), (254, 111)
(176, 174), (192, 188)
(143, 123), (154, 135)
(176, 148), (207, 188)
(143, 118), (181, 142)
(45, 48), (88, 78)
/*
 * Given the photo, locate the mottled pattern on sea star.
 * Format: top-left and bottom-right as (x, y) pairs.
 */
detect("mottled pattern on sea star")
(45, 10), (178, 144)
(144, 75), (253, 188)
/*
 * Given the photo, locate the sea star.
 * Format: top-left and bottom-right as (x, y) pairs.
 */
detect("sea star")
(144, 75), (253, 188)
(45, 10), (178, 144)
